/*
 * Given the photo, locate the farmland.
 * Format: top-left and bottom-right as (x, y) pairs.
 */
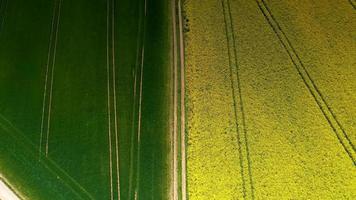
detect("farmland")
(184, 0), (356, 199)
(184, 0), (244, 199)
(0, 0), (173, 199)
(264, 0), (356, 151)
(0, 0), (355, 199)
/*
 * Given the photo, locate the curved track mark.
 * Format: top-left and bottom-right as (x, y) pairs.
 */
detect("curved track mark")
(38, 0), (63, 157)
(39, 0), (58, 157)
(135, 1), (147, 199)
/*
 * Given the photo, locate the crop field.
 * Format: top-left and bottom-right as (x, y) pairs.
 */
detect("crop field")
(0, 0), (174, 199)
(184, 0), (356, 199)
(184, 0), (244, 199)
(0, 0), (355, 199)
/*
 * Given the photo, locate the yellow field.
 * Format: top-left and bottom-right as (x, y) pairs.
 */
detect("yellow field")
(266, 0), (356, 146)
(184, 0), (356, 199)
(184, 0), (244, 199)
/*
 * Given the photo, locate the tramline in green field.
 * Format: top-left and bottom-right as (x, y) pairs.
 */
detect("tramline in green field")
(0, 0), (174, 199)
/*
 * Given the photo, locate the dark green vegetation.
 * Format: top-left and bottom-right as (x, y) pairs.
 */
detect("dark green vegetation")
(138, 0), (171, 199)
(0, 0), (52, 148)
(0, 0), (172, 199)
(0, 115), (92, 199)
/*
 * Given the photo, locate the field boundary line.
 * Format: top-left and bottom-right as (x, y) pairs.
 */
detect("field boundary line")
(256, 0), (356, 164)
(169, 2), (175, 198)
(171, 0), (179, 199)
(169, 0), (174, 197)
(221, 0), (255, 199)
(177, 0), (187, 199)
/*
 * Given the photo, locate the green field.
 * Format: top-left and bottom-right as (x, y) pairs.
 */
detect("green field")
(0, 0), (173, 199)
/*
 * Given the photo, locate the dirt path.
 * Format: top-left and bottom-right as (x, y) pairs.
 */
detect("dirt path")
(171, 0), (187, 199)
(178, 0), (187, 199)
(171, 0), (178, 199)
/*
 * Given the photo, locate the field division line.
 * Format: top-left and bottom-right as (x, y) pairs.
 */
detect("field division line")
(171, 0), (179, 199)
(222, 0), (255, 199)
(257, 0), (356, 164)
(178, 0), (187, 199)
(171, 1), (188, 199)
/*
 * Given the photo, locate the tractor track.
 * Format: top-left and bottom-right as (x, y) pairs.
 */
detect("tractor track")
(106, 0), (122, 199)
(177, 0), (187, 199)
(128, 0), (144, 198)
(221, 0), (255, 199)
(39, 0), (62, 157)
(171, 0), (187, 199)
(135, 0), (147, 198)
(256, 0), (356, 164)
(348, 0), (356, 10)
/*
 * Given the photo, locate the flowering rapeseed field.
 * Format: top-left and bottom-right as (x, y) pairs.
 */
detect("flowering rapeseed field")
(184, 0), (356, 199)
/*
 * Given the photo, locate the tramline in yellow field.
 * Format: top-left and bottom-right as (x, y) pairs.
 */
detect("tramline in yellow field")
(184, 0), (356, 199)
(184, 0), (244, 199)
